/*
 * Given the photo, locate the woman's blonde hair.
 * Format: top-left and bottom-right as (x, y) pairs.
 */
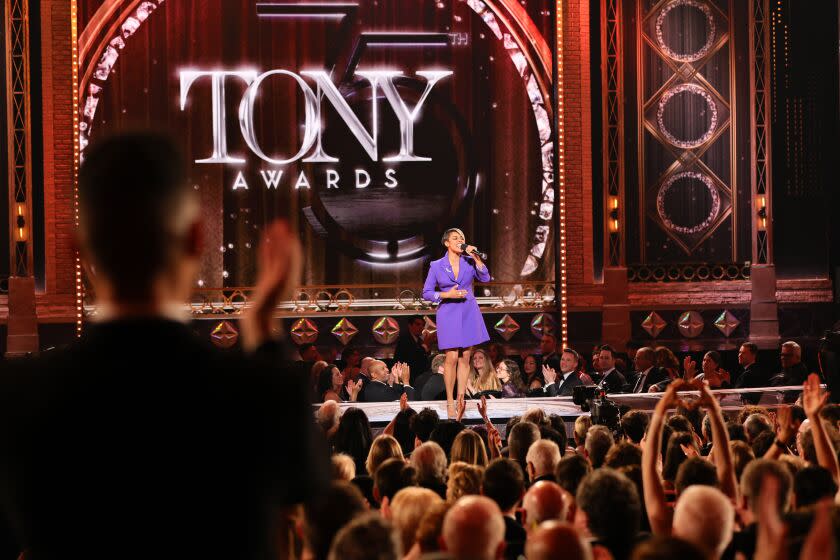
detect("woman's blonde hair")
(366, 434), (404, 476)
(450, 429), (489, 466)
(390, 487), (443, 552)
(471, 349), (500, 392)
(331, 453), (357, 481)
(446, 462), (485, 502)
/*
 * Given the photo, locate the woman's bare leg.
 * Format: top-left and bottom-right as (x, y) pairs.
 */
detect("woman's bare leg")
(444, 350), (459, 417)
(456, 347), (473, 400)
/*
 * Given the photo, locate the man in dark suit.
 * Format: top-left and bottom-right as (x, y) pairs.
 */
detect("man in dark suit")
(769, 341), (810, 387)
(393, 315), (432, 385)
(415, 353), (447, 400)
(0, 133), (327, 560)
(539, 333), (561, 366)
(543, 350), (584, 397)
(628, 346), (668, 393)
(595, 345), (627, 394)
(360, 360), (415, 402)
(482, 458), (527, 560)
(735, 342), (770, 388)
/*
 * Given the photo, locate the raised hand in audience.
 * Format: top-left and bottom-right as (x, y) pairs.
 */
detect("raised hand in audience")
(542, 364), (557, 385)
(683, 355), (697, 379)
(764, 406), (794, 459)
(801, 373), (839, 483)
(755, 475), (788, 560)
(456, 394), (466, 423)
(346, 379), (363, 402)
(243, 220), (303, 351)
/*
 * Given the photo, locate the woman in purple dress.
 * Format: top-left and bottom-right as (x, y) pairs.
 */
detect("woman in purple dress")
(422, 228), (491, 416)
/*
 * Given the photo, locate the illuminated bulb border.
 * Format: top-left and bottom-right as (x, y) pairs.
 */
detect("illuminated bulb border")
(71, 0), (82, 336)
(555, 0), (568, 348)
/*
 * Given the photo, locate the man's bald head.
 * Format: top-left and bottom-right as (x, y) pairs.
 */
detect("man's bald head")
(525, 521), (591, 560)
(442, 496), (506, 560)
(672, 485), (734, 559)
(360, 356), (375, 375)
(522, 481), (571, 529)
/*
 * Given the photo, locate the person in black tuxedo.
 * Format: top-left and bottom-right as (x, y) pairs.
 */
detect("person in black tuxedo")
(360, 361), (415, 402)
(539, 333), (561, 366)
(734, 342), (770, 388)
(595, 345), (627, 394)
(542, 349), (585, 397)
(628, 347), (668, 393)
(0, 132), (328, 560)
(393, 315), (432, 386)
(769, 341), (810, 387)
(415, 353), (447, 400)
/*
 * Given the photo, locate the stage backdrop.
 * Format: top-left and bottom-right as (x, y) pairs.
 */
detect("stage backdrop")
(77, 0), (558, 298)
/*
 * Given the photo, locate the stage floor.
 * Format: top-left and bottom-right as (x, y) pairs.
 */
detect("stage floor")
(314, 385), (808, 424)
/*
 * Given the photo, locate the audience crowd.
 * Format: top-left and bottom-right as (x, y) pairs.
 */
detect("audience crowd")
(1, 132), (836, 560)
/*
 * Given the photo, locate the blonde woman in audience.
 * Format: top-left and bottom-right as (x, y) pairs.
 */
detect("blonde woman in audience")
(366, 434), (404, 476)
(450, 429), (489, 466)
(470, 348), (501, 393)
(446, 462), (484, 502)
(387, 487), (443, 554)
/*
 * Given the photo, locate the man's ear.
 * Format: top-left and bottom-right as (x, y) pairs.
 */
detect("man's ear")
(527, 462), (536, 482)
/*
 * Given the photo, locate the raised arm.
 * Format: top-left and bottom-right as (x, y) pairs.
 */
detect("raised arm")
(802, 373), (840, 483)
(642, 381), (684, 535)
(698, 383), (738, 501)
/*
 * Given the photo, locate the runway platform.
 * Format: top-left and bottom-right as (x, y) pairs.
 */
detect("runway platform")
(314, 385), (812, 425)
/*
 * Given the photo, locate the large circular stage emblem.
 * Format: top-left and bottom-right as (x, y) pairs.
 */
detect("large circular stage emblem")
(656, 83), (718, 150)
(655, 0), (716, 63)
(656, 171), (720, 235)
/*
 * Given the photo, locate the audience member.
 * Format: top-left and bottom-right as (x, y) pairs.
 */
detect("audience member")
(523, 354), (544, 390)
(366, 434), (405, 476)
(442, 496), (506, 560)
(0, 132), (327, 560)
(522, 481), (571, 528)
(389, 487), (443, 553)
(416, 353), (447, 400)
(629, 347), (667, 393)
(414, 502), (451, 557)
(410, 407), (440, 448)
(575, 468), (642, 560)
(341, 346), (363, 382)
(630, 536), (706, 560)
(300, 343), (322, 363)
(621, 410), (649, 444)
(605, 441), (643, 470)
(318, 363), (353, 402)
(497, 359), (528, 398)
(373, 458), (416, 504)
(471, 349), (501, 393)
(327, 512), (401, 560)
(540, 334), (561, 364)
(390, 408), (417, 456)
(526, 440), (562, 484)
(304, 482), (367, 560)
(543, 348), (586, 396)
(573, 415), (592, 455)
(451, 429), (489, 466)
(770, 340), (810, 387)
(410, 441), (448, 499)
(792, 465), (838, 508)
(674, 456), (718, 495)
(332, 453), (357, 482)
(508, 421), (541, 476)
(361, 361), (415, 402)
(596, 345), (628, 393)
(584, 425), (614, 469)
(447, 461), (484, 502)
(482, 458), (527, 559)
(555, 454), (592, 497)
(735, 341), (768, 388)
(430, 419), (466, 459)
(333, 407), (374, 474)
(317, 400), (342, 437)
(525, 521), (592, 560)
(393, 316), (432, 386)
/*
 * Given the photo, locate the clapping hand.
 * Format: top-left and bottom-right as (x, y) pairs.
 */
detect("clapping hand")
(683, 355), (697, 379)
(542, 364), (558, 385)
(346, 379), (363, 402)
(775, 405), (795, 444)
(399, 392), (409, 411)
(242, 220), (302, 351)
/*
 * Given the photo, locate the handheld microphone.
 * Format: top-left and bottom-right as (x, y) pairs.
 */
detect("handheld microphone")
(460, 244), (488, 260)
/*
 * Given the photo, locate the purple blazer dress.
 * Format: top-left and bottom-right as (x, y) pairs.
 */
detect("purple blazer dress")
(422, 254), (491, 350)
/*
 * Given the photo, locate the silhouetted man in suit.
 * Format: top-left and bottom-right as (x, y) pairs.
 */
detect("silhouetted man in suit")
(0, 132), (327, 560)
(596, 345), (627, 394)
(393, 315), (431, 385)
(734, 342), (769, 388)
(361, 360), (415, 402)
(629, 347), (668, 393)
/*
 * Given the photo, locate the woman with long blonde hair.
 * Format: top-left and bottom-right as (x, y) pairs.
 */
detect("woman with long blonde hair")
(470, 348), (500, 393)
